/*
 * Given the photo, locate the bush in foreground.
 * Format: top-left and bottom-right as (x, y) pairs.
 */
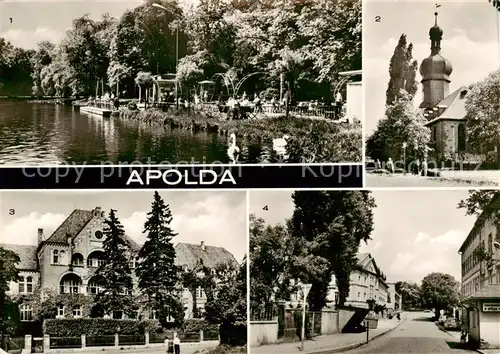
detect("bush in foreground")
(204, 344), (247, 354)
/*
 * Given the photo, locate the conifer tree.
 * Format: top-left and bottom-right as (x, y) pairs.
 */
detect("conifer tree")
(136, 191), (183, 326)
(386, 34), (418, 105)
(96, 209), (133, 318)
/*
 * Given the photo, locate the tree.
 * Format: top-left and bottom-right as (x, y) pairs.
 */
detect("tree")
(135, 71), (154, 107)
(289, 191), (375, 310)
(181, 259), (214, 319)
(96, 209), (134, 317)
(0, 246), (20, 334)
(366, 92), (431, 164)
(204, 261), (247, 346)
(420, 273), (460, 319)
(136, 191), (183, 327)
(465, 70), (500, 167)
(386, 34), (418, 105)
(249, 214), (328, 314)
(490, 0), (500, 11)
(458, 190), (500, 216)
(395, 281), (422, 310)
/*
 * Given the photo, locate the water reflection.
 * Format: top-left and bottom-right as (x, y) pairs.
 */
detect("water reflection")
(0, 102), (273, 165)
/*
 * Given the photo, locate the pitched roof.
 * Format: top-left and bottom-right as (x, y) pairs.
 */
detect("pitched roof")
(174, 242), (238, 269)
(43, 208), (140, 252)
(426, 86), (468, 125)
(0, 244), (38, 270)
(357, 253), (371, 267)
(45, 209), (94, 244)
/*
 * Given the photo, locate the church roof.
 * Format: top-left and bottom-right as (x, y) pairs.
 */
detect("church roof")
(0, 244), (38, 270)
(174, 242), (239, 270)
(426, 86), (469, 125)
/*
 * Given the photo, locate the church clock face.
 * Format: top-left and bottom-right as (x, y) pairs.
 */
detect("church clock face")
(95, 230), (103, 240)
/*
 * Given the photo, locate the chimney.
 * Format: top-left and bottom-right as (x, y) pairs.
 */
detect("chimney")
(201, 241), (206, 251)
(94, 206), (101, 216)
(37, 228), (44, 245)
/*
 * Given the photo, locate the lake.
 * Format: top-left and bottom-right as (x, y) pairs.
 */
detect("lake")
(0, 101), (271, 165)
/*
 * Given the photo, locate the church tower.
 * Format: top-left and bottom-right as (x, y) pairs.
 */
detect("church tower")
(419, 10), (453, 111)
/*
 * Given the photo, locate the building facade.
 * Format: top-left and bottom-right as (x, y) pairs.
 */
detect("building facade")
(343, 253), (389, 311)
(3, 207), (238, 323)
(386, 283), (402, 313)
(458, 196), (500, 348)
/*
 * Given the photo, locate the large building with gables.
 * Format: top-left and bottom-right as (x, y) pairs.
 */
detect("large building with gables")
(2, 206), (239, 323)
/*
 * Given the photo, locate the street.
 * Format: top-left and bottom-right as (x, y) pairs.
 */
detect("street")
(341, 312), (473, 354)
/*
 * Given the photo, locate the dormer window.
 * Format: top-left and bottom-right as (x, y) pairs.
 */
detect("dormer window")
(460, 89), (468, 98)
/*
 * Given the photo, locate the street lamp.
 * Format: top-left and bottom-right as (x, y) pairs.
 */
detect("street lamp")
(300, 283), (312, 352)
(152, 3), (179, 109)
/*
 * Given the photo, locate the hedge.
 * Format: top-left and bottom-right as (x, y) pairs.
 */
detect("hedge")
(43, 319), (160, 337)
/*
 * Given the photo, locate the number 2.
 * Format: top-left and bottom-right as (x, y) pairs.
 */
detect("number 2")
(375, 16), (381, 22)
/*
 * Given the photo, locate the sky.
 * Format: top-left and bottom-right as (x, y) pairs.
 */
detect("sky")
(0, 190), (247, 262)
(0, 0), (196, 50)
(249, 190), (478, 284)
(364, 0), (499, 134)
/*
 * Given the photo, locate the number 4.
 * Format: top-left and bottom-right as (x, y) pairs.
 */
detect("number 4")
(262, 206), (268, 211)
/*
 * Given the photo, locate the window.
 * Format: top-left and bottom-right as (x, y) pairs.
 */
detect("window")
(26, 276), (33, 293)
(150, 310), (157, 320)
(357, 292), (360, 299)
(60, 274), (81, 294)
(72, 254), (84, 267)
(113, 311), (123, 320)
(196, 286), (204, 298)
(457, 124), (466, 152)
(95, 230), (103, 239)
(18, 276), (33, 294)
(20, 304), (33, 321)
(57, 305), (65, 318)
(88, 278), (104, 295)
(73, 306), (82, 318)
(53, 250), (59, 264)
(18, 276), (25, 293)
(129, 257), (138, 269)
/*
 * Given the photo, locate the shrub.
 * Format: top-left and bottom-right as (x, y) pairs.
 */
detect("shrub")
(206, 344), (247, 354)
(43, 318), (160, 337)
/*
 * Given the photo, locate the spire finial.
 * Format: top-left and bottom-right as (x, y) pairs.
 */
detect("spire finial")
(435, 2), (441, 25)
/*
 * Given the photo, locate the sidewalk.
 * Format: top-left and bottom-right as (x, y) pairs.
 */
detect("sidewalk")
(252, 318), (404, 354)
(437, 323), (500, 354)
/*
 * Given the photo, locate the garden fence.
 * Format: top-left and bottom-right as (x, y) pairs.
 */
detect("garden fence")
(16, 329), (220, 352)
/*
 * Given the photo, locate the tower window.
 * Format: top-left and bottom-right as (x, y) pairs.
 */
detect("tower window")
(458, 124), (466, 152)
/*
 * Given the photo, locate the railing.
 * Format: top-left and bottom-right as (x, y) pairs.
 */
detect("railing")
(118, 334), (146, 346)
(32, 330), (219, 352)
(251, 307), (278, 321)
(203, 328), (220, 341)
(86, 335), (115, 347)
(50, 336), (82, 349)
(149, 332), (167, 344)
(87, 100), (115, 110)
